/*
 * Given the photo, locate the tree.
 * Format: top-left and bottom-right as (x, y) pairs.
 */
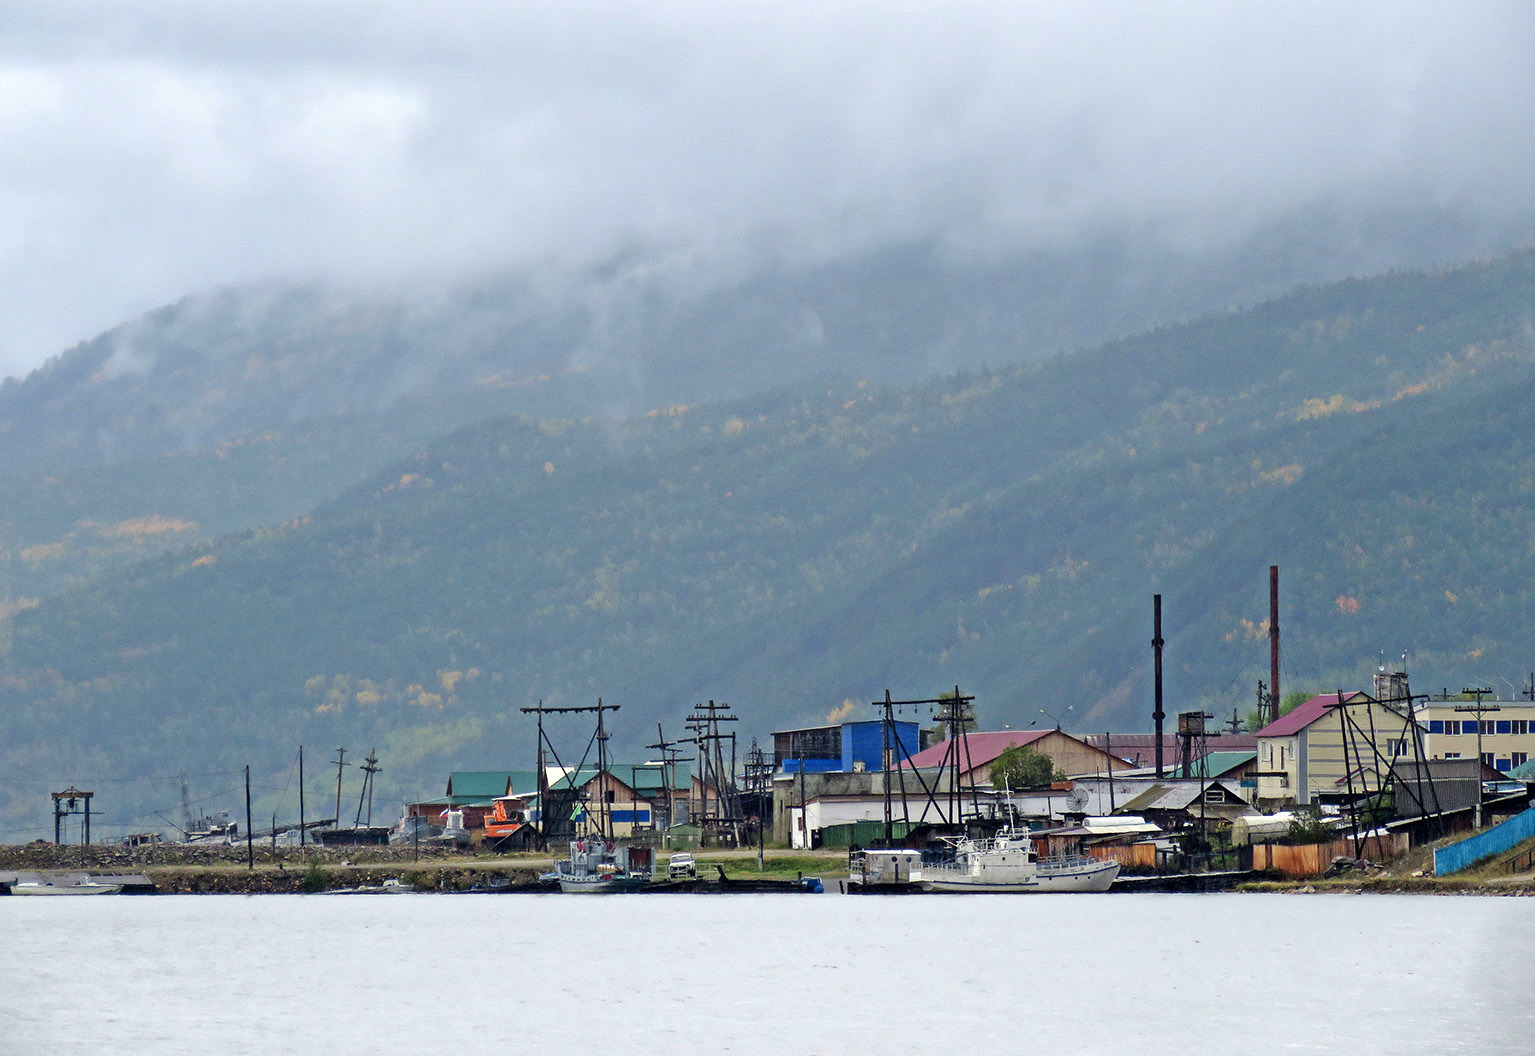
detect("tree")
(989, 745), (1063, 790)
(1280, 804), (1334, 845)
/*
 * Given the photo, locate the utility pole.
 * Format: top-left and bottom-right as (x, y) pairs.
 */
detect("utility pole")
(331, 747), (348, 834)
(740, 739), (773, 869)
(796, 731), (806, 849)
(520, 698), (621, 843)
(51, 787), (93, 846)
(244, 765), (254, 870)
(596, 699), (612, 838)
(686, 700), (743, 846)
(298, 746), (306, 848)
(646, 724), (687, 838)
(354, 749), (381, 827)
(1456, 686), (1499, 829)
(876, 688), (977, 830)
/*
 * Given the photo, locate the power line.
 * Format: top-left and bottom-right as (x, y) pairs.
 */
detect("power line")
(0, 768), (245, 786)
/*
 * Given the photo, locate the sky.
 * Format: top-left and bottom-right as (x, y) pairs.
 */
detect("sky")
(1, 1), (1533, 381)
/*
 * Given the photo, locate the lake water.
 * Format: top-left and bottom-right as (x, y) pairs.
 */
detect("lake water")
(2, 892), (1530, 1054)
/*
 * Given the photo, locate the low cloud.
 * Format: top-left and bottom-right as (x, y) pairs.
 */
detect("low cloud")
(1, 1), (1532, 378)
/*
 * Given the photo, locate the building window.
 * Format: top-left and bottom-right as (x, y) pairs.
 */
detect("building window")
(1441, 721), (1459, 735)
(1512, 720), (1530, 736)
(1513, 752), (1529, 768)
(1483, 752), (1495, 768)
(1483, 720), (1496, 735)
(1387, 739), (1408, 758)
(1445, 752), (1462, 759)
(1496, 759), (1512, 772)
(1496, 720), (1512, 735)
(1429, 720), (1444, 734)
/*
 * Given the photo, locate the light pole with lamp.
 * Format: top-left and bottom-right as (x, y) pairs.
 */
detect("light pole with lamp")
(1036, 705), (1074, 731)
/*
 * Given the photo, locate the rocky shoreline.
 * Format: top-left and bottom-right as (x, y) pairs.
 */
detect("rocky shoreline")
(5, 842), (1531, 895)
(0, 841), (555, 894)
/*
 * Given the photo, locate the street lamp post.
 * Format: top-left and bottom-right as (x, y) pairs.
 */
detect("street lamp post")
(1037, 705), (1074, 731)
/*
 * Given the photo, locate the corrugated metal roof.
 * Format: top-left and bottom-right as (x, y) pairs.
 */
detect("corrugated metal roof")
(1163, 751), (1257, 779)
(900, 730), (1051, 770)
(1254, 692), (1364, 737)
(1117, 781), (1243, 812)
(543, 763), (687, 794)
(445, 771), (518, 799)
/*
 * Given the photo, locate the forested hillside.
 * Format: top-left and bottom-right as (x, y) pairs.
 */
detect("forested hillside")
(1, 249), (1533, 838)
(2, 223), (1509, 605)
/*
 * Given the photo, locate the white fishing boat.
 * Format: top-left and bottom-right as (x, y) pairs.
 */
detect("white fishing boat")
(321, 877), (414, 895)
(11, 878), (123, 896)
(555, 839), (652, 893)
(921, 828), (1120, 893)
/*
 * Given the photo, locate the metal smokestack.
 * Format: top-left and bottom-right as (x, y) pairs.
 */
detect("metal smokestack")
(1153, 594), (1165, 777)
(1269, 565), (1281, 728)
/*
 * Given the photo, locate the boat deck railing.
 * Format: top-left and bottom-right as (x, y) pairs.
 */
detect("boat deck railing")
(1036, 853), (1107, 873)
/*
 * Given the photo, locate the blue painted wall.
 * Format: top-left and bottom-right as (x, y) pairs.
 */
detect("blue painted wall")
(1434, 807), (1535, 875)
(841, 720), (920, 772)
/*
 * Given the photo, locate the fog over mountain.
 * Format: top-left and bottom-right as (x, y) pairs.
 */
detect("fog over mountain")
(2, 2), (1533, 380)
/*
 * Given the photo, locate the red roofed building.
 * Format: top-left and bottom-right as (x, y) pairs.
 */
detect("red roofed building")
(901, 729), (1136, 785)
(1254, 690), (1423, 809)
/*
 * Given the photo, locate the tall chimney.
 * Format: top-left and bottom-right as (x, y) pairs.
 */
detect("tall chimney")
(1269, 565), (1281, 728)
(1153, 594), (1165, 777)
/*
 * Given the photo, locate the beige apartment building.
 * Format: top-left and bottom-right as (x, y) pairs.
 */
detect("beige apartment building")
(1418, 698), (1535, 774)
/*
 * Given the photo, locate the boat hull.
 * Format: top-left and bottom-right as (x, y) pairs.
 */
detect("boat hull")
(11, 882), (122, 896)
(557, 874), (650, 894)
(922, 859), (1120, 893)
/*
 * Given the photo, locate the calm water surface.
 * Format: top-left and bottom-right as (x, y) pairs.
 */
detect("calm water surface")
(2, 892), (1530, 1055)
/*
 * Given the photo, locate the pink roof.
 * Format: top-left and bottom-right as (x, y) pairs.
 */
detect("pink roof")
(1254, 692), (1364, 737)
(900, 730), (1051, 771)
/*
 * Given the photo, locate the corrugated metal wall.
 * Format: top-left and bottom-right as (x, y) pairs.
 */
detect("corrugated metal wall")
(840, 721), (919, 772)
(1434, 807), (1535, 875)
(818, 820), (914, 848)
(1252, 834), (1409, 876)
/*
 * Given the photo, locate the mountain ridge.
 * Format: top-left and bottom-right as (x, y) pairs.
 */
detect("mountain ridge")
(1, 245), (1533, 838)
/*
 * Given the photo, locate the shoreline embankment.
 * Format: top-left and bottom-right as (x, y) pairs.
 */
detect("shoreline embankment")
(3, 842), (1532, 895)
(0, 842), (842, 894)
